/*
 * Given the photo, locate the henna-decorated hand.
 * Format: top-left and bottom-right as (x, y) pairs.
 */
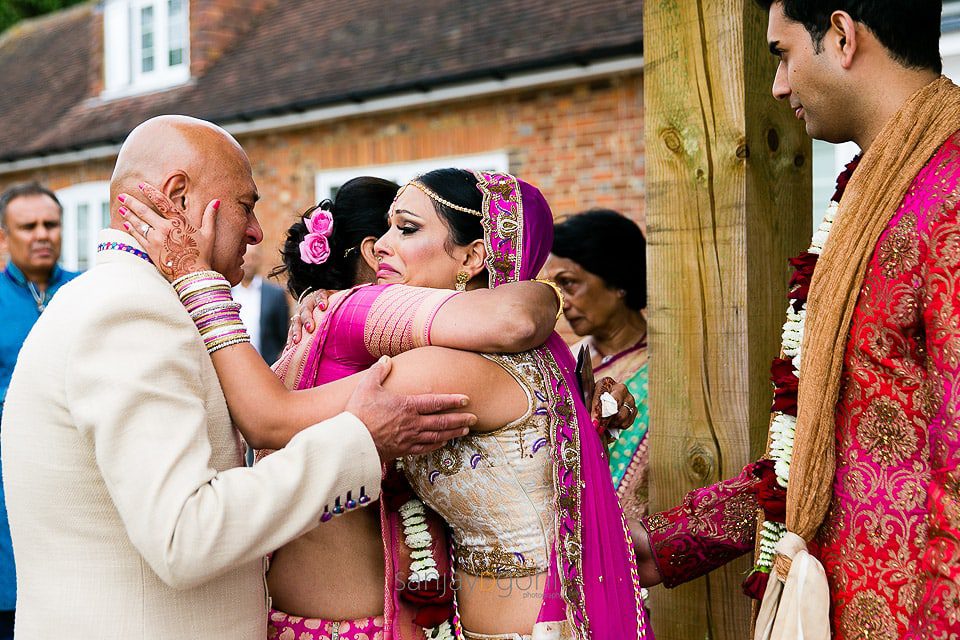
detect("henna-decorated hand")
(118, 182), (219, 282)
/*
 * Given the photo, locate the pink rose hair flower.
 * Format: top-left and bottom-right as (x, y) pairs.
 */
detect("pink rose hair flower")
(299, 207), (335, 265)
(306, 208), (334, 236)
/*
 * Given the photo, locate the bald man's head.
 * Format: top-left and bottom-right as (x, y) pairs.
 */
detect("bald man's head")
(112, 115), (262, 284)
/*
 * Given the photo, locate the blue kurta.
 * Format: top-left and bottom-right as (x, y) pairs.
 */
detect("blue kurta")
(0, 261), (78, 610)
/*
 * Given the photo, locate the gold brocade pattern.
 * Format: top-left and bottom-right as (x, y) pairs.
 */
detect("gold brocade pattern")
(811, 133), (960, 639)
(878, 212), (920, 279)
(474, 172), (523, 288)
(858, 398), (918, 465)
(722, 493), (757, 542)
(840, 591), (897, 640)
(458, 543), (540, 578)
(401, 351), (556, 579)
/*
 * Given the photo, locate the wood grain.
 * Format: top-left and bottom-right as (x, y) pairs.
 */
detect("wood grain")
(643, 1), (811, 638)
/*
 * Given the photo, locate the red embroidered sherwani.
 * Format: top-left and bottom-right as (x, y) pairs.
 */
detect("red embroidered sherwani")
(644, 130), (960, 639)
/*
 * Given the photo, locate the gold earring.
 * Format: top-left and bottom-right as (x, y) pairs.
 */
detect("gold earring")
(455, 271), (469, 291)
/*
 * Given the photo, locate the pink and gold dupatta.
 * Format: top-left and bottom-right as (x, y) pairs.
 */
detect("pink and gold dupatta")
(468, 171), (648, 639)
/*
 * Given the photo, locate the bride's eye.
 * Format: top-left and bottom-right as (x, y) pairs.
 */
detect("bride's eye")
(399, 224), (419, 236)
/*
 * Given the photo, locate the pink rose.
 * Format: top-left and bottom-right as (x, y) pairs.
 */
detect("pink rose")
(299, 232), (331, 265)
(306, 209), (334, 237)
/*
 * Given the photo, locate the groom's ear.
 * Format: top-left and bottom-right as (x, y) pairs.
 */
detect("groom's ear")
(161, 170), (190, 215)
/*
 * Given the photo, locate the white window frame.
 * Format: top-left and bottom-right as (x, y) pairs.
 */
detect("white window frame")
(314, 152), (510, 204)
(102, 0), (190, 99)
(58, 182), (111, 272)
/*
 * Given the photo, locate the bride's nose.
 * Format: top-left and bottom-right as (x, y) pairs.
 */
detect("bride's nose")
(373, 235), (391, 259)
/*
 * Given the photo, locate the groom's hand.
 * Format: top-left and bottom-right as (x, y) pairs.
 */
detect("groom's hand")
(346, 356), (476, 462)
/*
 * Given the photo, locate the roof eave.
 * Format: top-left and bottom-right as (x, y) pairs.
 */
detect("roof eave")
(0, 50), (643, 174)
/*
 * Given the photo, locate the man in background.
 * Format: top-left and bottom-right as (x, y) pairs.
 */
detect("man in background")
(232, 242), (289, 366)
(0, 182), (79, 639)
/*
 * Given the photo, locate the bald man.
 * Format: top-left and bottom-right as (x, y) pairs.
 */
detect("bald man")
(0, 116), (474, 639)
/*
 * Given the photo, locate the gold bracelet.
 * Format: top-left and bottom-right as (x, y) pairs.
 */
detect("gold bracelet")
(297, 287), (315, 305)
(533, 278), (564, 321)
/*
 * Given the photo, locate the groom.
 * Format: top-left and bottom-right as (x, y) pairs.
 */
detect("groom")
(0, 115), (476, 639)
(637, 2), (960, 639)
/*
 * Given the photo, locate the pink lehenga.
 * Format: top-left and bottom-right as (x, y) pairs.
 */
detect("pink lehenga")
(271, 171), (650, 640)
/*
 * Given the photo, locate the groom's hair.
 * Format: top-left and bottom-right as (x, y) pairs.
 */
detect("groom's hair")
(755, 0), (943, 74)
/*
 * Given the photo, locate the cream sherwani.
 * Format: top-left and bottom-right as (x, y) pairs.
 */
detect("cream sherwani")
(1, 230), (382, 639)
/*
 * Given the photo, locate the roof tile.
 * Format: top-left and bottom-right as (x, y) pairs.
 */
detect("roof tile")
(0, 0), (642, 161)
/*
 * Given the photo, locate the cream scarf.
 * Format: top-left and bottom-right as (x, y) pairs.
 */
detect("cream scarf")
(757, 76), (960, 639)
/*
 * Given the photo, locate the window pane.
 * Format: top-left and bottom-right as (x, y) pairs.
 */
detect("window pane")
(168, 0), (186, 68)
(101, 201), (111, 230)
(77, 204), (89, 271)
(141, 5), (155, 73)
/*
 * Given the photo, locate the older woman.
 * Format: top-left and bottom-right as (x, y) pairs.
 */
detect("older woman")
(541, 209), (649, 519)
(121, 170), (649, 640)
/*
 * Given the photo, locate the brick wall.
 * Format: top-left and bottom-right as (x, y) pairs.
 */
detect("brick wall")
(241, 72), (644, 261)
(0, 70), (643, 315)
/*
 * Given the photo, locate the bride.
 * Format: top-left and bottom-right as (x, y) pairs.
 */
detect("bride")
(121, 168), (650, 640)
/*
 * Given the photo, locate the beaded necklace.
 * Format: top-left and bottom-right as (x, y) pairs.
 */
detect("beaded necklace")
(97, 241), (152, 264)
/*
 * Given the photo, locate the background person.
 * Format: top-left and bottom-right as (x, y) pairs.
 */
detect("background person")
(542, 208), (649, 519)
(231, 242), (289, 366)
(0, 181), (79, 640)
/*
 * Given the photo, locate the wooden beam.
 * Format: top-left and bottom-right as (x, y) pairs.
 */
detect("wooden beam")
(644, 1), (811, 638)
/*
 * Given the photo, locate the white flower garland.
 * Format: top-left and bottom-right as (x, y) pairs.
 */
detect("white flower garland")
(399, 497), (453, 639)
(426, 621), (454, 639)
(756, 200), (838, 572)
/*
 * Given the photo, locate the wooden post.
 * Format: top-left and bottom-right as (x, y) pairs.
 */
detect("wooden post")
(644, 1), (811, 639)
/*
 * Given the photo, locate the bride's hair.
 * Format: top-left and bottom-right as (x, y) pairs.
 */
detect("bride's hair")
(272, 176), (399, 298)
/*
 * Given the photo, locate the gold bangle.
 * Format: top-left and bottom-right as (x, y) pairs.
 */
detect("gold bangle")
(297, 287), (315, 305)
(533, 278), (564, 321)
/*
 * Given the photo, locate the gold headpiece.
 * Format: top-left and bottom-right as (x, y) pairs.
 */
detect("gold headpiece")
(409, 179), (483, 217)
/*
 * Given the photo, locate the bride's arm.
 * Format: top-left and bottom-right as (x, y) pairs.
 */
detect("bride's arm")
(292, 280), (560, 354)
(290, 277), (560, 355)
(400, 281), (560, 353)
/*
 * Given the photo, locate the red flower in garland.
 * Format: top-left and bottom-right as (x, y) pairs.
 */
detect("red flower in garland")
(744, 154), (864, 604)
(400, 575), (455, 628)
(741, 459), (788, 599)
(747, 458), (786, 524)
(381, 466), (416, 510)
(742, 569), (770, 600)
(770, 357), (798, 416)
(831, 154), (862, 203)
(787, 251), (819, 312)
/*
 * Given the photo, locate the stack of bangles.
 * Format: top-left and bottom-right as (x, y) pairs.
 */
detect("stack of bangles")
(173, 271), (251, 354)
